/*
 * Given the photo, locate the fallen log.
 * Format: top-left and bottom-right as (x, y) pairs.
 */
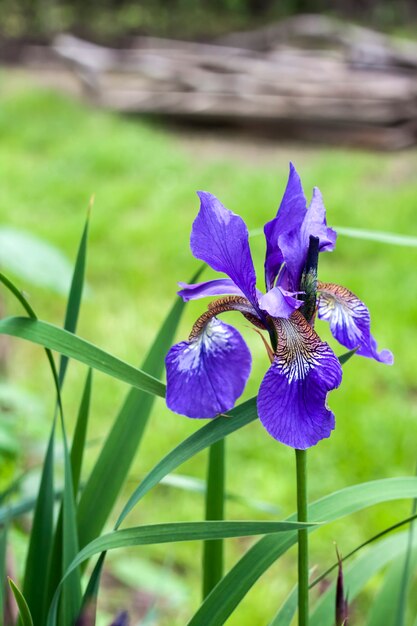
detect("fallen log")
(52, 24), (417, 149)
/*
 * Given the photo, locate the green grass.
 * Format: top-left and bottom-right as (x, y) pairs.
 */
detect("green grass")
(1, 71), (417, 625)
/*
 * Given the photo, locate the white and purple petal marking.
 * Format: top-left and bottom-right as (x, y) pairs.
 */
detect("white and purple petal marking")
(257, 311), (342, 449)
(317, 282), (393, 365)
(165, 318), (251, 419)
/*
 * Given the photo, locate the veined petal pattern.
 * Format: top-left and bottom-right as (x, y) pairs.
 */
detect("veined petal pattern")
(317, 282), (393, 365)
(257, 311), (342, 449)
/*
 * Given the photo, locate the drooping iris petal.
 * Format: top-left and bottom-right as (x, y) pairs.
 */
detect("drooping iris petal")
(177, 278), (245, 301)
(264, 163), (307, 291)
(317, 282), (393, 364)
(165, 318), (252, 418)
(257, 311), (342, 449)
(191, 192), (258, 308)
(279, 187), (337, 291)
(259, 286), (303, 319)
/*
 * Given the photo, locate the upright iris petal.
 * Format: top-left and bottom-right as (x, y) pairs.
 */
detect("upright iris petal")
(257, 311), (342, 449)
(317, 282), (393, 364)
(191, 192), (259, 309)
(165, 318), (252, 418)
(279, 188), (337, 291)
(264, 163), (307, 291)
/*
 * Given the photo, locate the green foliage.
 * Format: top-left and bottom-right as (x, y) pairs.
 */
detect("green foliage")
(1, 0), (414, 40)
(9, 579), (34, 626)
(0, 79), (416, 626)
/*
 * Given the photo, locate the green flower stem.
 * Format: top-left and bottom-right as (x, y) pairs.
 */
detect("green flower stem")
(202, 438), (225, 598)
(296, 448), (309, 626)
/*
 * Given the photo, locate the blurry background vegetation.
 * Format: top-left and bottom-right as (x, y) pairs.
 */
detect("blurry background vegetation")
(1, 0), (417, 624)
(0, 75), (416, 624)
(1, 0), (417, 41)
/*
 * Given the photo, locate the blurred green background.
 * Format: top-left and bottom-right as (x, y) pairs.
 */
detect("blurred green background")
(1, 2), (417, 621)
(1, 0), (416, 40)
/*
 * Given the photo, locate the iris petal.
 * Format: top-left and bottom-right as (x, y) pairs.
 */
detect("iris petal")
(257, 311), (342, 449)
(259, 286), (303, 318)
(317, 282), (393, 364)
(165, 318), (251, 418)
(264, 163), (307, 291)
(279, 187), (337, 291)
(191, 192), (258, 308)
(177, 279), (245, 301)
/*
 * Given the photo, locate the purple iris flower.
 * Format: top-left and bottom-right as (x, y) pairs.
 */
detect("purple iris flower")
(165, 164), (393, 449)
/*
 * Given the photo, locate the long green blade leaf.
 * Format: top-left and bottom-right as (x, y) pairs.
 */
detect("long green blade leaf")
(367, 507), (417, 626)
(60, 427), (82, 626)
(334, 226), (417, 248)
(47, 215), (90, 622)
(58, 212), (89, 386)
(47, 520), (315, 626)
(77, 267), (203, 550)
(310, 532), (417, 626)
(203, 439), (225, 599)
(0, 271), (77, 625)
(270, 512), (417, 626)
(9, 579), (34, 626)
(115, 397), (257, 529)
(186, 477), (417, 626)
(70, 369), (93, 496)
(61, 442), (81, 624)
(394, 489), (417, 626)
(22, 422), (55, 626)
(76, 521), (315, 567)
(249, 226), (417, 247)
(115, 350), (354, 530)
(0, 317), (165, 397)
(78, 552), (106, 625)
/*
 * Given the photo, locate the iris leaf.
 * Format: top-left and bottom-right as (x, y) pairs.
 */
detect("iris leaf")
(310, 531), (417, 626)
(78, 552), (106, 624)
(47, 520), (315, 626)
(186, 477), (417, 626)
(270, 511), (417, 626)
(60, 427), (82, 626)
(76, 265), (203, 551)
(338, 348), (357, 365)
(9, 579), (34, 626)
(203, 439), (225, 599)
(334, 226), (417, 248)
(114, 397), (257, 529)
(0, 316), (165, 398)
(70, 369), (93, 497)
(58, 214), (89, 386)
(249, 226), (417, 247)
(45, 213), (89, 624)
(22, 421), (55, 626)
(367, 511), (417, 626)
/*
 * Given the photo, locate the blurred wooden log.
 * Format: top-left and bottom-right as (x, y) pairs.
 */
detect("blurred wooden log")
(52, 26), (417, 149)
